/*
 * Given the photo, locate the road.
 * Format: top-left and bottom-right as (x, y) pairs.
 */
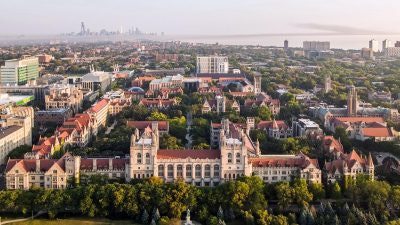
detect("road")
(105, 120), (117, 135)
(374, 152), (400, 165)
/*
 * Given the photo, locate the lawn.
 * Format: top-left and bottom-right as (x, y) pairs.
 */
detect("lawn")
(8, 218), (142, 225)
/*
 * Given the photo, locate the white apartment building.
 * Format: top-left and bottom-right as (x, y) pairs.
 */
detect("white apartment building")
(369, 39), (379, 52)
(196, 56), (229, 74)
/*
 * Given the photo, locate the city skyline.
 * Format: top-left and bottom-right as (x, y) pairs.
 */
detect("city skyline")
(1, 0), (400, 36)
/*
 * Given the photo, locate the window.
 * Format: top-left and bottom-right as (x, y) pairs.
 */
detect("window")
(145, 153), (150, 164)
(228, 153), (232, 163)
(204, 165), (211, 178)
(167, 165), (173, 178)
(53, 170), (57, 174)
(31, 176), (35, 180)
(214, 165), (220, 177)
(236, 153), (241, 163)
(158, 165), (164, 177)
(195, 165), (201, 178)
(186, 165), (192, 178)
(137, 153), (142, 164)
(177, 165), (183, 178)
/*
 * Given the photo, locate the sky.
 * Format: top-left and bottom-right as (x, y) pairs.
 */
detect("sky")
(1, 0), (400, 36)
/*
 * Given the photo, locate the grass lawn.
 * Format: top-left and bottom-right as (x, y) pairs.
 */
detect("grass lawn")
(8, 218), (142, 225)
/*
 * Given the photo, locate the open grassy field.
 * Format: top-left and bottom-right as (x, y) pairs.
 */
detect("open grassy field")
(8, 218), (142, 225)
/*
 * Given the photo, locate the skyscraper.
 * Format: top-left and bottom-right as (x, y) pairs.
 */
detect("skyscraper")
(254, 73), (261, 94)
(382, 39), (393, 50)
(369, 39), (379, 52)
(196, 56), (229, 74)
(347, 85), (358, 116)
(0, 57), (39, 85)
(284, 40), (289, 50)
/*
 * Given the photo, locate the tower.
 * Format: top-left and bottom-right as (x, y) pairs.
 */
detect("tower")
(216, 95), (226, 114)
(246, 117), (255, 135)
(324, 75), (332, 93)
(284, 40), (289, 50)
(254, 73), (261, 94)
(347, 85), (358, 116)
(80, 22), (86, 36)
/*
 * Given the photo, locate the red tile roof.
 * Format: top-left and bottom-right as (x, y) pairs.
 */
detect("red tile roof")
(249, 154), (318, 169)
(127, 121), (169, 131)
(157, 150), (220, 159)
(258, 120), (288, 130)
(88, 99), (109, 113)
(362, 127), (394, 137)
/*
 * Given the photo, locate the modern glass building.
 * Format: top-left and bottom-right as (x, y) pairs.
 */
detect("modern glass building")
(0, 57), (39, 85)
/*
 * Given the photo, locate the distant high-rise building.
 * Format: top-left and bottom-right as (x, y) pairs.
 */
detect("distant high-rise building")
(303, 41), (330, 51)
(0, 57), (39, 85)
(382, 39), (393, 50)
(347, 85), (358, 116)
(254, 73), (262, 94)
(395, 41), (400, 47)
(196, 56), (229, 74)
(284, 40), (289, 50)
(361, 48), (374, 59)
(369, 39), (379, 52)
(384, 47), (400, 58)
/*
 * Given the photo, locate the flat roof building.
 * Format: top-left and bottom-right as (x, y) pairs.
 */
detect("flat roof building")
(0, 57), (39, 85)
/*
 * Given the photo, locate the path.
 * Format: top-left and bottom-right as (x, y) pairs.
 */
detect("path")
(1, 211), (46, 224)
(185, 112), (193, 149)
(105, 120), (117, 135)
(375, 152), (400, 165)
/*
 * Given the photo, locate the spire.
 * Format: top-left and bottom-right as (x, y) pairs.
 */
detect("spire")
(272, 118), (279, 130)
(367, 152), (374, 167)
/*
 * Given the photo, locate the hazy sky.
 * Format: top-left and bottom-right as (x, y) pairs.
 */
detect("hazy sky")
(1, 0), (400, 35)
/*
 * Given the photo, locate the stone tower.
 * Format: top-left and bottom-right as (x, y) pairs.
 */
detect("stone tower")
(254, 73), (261, 94)
(128, 126), (159, 180)
(347, 85), (358, 116)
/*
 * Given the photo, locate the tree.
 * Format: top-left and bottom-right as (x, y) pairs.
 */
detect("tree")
(217, 206), (224, 220)
(159, 134), (183, 149)
(7, 145), (31, 159)
(331, 182), (342, 199)
(333, 126), (352, 150)
(292, 179), (313, 208)
(275, 182), (293, 212)
(141, 209), (149, 224)
(152, 207), (160, 222)
(147, 111), (168, 121)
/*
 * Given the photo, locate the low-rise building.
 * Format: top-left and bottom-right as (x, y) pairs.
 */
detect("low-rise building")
(292, 119), (323, 137)
(35, 108), (73, 126)
(324, 150), (374, 183)
(45, 85), (83, 113)
(256, 119), (293, 139)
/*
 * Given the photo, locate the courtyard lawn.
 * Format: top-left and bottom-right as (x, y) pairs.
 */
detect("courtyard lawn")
(8, 218), (141, 225)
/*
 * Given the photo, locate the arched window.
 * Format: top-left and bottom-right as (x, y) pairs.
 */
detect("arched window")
(177, 165), (183, 178)
(186, 165), (192, 178)
(204, 165), (211, 178)
(228, 153), (232, 163)
(236, 153), (241, 164)
(214, 165), (220, 177)
(145, 153), (151, 164)
(195, 165), (202, 178)
(137, 153), (142, 164)
(167, 165), (174, 178)
(158, 165), (164, 177)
